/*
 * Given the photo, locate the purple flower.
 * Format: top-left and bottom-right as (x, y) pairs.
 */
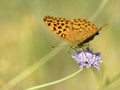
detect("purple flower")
(72, 48), (103, 70)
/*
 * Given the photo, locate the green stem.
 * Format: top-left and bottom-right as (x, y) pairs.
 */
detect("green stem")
(89, 0), (108, 21)
(26, 69), (83, 90)
(102, 72), (120, 89)
(6, 42), (67, 88)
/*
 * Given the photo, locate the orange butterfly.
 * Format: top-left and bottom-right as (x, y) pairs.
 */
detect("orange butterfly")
(44, 16), (106, 48)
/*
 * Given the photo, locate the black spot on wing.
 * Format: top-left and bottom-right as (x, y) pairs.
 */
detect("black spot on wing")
(53, 27), (56, 31)
(48, 23), (51, 26)
(58, 26), (62, 29)
(61, 33), (67, 38)
(56, 30), (62, 34)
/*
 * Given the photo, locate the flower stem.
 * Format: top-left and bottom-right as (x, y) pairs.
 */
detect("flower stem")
(26, 69), (82, 90)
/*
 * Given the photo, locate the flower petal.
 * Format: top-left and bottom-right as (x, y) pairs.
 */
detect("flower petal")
(72, 47), (103, 70)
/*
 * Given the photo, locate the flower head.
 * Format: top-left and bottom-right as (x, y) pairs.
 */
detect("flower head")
(72, 48), (102, 70)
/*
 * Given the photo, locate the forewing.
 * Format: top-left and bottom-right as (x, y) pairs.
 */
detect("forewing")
(71, 18), (98, 43)
(44, 16), (74, 44)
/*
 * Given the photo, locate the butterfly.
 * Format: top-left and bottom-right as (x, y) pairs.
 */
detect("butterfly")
(44, 16), (106, 48)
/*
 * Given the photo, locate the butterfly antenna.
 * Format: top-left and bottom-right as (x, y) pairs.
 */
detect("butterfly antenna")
(51, 45), (69, 48)
(98, 24), (107, 31)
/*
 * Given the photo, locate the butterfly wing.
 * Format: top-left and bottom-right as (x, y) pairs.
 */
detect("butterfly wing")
(44, 16), (74, 44)
(44, 16), (104, 48)
(71, 18), (98, 44)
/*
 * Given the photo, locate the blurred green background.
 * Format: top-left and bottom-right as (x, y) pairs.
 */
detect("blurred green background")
(0, 0), (120, 90)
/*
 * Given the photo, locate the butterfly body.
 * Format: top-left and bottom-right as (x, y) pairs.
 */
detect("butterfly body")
(44, 16), (106, 48)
